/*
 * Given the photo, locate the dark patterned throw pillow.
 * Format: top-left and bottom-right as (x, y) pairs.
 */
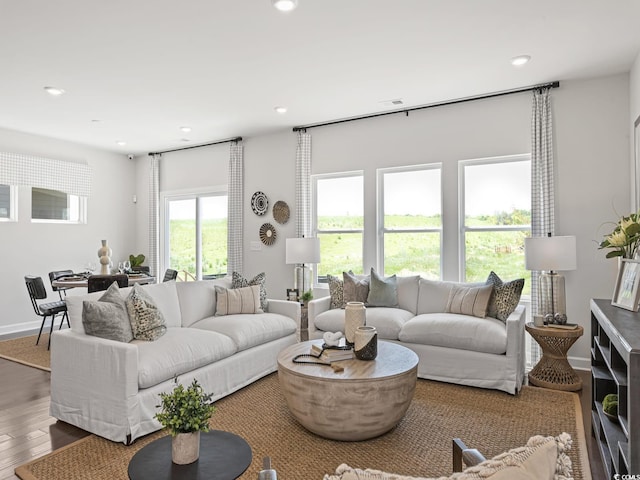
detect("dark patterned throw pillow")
(232, 271), (268, 311)
(126, 284), (167, 341)
(327, 274), (344, 309)
(485, 271), (525, 322)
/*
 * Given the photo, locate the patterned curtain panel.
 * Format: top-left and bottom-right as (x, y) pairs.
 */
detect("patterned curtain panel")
(530, 88), (555, 363)
(149, 154), (161, 279)
(0, 152), (91, 197)
(227, 141), (244, 275)
(295, 131), (312, 238)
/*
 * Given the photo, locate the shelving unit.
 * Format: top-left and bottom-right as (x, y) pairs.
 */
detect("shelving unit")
(590, 299), (640, 477)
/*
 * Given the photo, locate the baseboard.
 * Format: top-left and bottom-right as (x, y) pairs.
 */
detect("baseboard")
(569, 355), (591, 372)
(0, 321), (70, 339)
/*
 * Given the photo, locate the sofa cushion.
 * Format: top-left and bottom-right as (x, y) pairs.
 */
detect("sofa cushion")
(175, 277), (232, 327)
(328, 274), (345, 309)
(486, 272), (525, 322)
(399, 313), (507, 354)
(190, 312), (296, 351)
(135, 281), (182, 328)
(126, 284), (167, 341)
(314, 307), (414, 340)
(367, 269), (398, 307)
(417, 279), (458, 314)
(215, 285), (263, 315)
(397, 275), (420, 315)
(232, 271), (268, 311)
(446, 284), (493, 318)
(136, 328), (237, 389)
(343, 271), (370, 304)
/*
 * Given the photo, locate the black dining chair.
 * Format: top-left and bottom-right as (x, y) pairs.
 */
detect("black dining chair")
(163, 269), (178, 282)
(87, 274), (128, 293)
(48, 269), (74, 300)
(25, 275), (69, 350)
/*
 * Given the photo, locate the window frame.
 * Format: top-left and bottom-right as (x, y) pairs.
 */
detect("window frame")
(0, 184), (17, 222)
(377, 163), (443, 277)
(312, 170), (364, 284)
(30, 187), (87, 224)
(458, 153), (531, 282)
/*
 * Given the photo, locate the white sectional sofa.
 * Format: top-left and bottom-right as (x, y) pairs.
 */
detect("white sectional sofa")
(308, 275), (526, 395)
(49, 278), (299, 444)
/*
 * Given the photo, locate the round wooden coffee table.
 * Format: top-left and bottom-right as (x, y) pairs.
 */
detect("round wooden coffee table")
(277, 340), (418, 441)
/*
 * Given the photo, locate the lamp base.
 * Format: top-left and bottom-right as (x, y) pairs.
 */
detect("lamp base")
(294, 265), (313, 295)
(538, 272), (567, 324)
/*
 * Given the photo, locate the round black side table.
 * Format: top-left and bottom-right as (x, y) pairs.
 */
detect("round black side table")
(128, 430), (252, 480)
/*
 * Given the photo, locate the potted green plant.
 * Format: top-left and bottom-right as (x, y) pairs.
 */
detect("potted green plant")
(129, 254), (146, 269)
(155, 378), (216, 465)
(300, 290), (313, 306)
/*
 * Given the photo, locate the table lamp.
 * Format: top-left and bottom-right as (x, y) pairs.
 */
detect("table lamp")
(285, 237), (321, 297)
(525, 234), (577, 325)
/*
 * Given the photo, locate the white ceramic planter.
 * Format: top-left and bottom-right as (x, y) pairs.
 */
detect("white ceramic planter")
(172, 431), (200, 465)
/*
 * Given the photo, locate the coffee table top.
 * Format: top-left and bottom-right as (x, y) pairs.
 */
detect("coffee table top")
(278, 340), (418, 382)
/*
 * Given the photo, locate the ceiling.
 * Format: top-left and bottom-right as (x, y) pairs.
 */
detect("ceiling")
(2, 0), (640, 155)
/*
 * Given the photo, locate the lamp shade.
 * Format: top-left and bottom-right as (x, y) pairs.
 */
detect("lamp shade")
(524, 235), (577, 272)
(285, 237), (320, 264)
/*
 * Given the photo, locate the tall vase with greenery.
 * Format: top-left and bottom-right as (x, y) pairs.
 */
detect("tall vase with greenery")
(155, 378), (216, 465)
(599, 211), (640, 259)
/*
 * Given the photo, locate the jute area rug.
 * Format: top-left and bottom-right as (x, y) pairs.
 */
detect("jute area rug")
(0, 334), (50, 371)
(15, 373), (591, 480)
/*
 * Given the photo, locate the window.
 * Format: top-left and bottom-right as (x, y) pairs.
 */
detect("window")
(0, 184), (15, 221)
(31, 187), (85, 223)
(379, 165), (442, 278)
(313, 172), (364, 282)
(460, 155), (531, 294)
(164, 190), (228, 281)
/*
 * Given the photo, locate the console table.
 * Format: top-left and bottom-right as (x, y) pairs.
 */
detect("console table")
(590, 299), (640, 477)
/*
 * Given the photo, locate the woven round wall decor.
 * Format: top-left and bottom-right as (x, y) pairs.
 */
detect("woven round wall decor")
(273, 200), (290, 224)
(251, 191), (269, 216)
(259, 223), (277, 246)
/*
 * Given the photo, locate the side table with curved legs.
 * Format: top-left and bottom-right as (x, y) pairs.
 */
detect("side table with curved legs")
(525, 323), (584, 391)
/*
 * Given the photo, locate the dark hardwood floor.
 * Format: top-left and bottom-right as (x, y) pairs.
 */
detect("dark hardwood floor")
(0, 357), (605, 480)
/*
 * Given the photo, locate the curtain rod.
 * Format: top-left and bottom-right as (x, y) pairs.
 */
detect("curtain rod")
(293, 81), (560, 132)
(148, 136), (242, 156)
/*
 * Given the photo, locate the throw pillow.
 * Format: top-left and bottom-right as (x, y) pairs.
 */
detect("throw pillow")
(366, 268), (399, 307)
(126, 283), (167, 341)
(81, 282), (133, 342)
(445, 284), (493, 318)
(343, 271), (370, 305)
(485, 271), (525, 322)
(328, 274), (345, 309)
(215, 285), (263, 315)
(232, 271), (267, 311)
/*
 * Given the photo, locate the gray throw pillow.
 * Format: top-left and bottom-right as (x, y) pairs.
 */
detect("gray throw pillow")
(327, 274), (344, 309)
(343, 270), (369, 305)
(82, 282), (133, 342)
(232, 271), (268, 311)
(486, 271), (525, 322)
(126, 283), (167, 341)
(366, 268), (399, 307)
(445, 284), (493, 318)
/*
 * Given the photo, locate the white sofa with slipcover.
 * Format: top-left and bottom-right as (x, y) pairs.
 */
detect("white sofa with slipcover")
(308, 271), (526, 395)
(49, 277), (299, 444)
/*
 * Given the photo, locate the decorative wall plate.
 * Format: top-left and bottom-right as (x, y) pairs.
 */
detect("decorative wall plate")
(259, 223), (277, 245)
(251, 191), (269, 216)
(273, 200), (290, 224)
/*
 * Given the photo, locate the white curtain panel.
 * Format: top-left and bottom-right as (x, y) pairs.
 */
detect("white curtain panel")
(530, 88), (555, 363)
(295, 131), (312, 238)
(0, 152), (91, 197)
(149, 154), (161, 279)
(228, 141), (244, 275)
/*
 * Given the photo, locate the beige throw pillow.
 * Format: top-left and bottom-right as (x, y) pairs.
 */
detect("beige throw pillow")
(215, 285), (263, 315)
(445, 284), (493, 318)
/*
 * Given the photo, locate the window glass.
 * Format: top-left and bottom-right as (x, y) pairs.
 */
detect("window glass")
(32, 187), (83, 222)
(201, 195), (228, 278)
(0, 184), (10, 219)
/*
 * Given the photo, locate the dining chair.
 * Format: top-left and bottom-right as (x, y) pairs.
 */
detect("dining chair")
(25, 275), (69, 350)
(87, 274), (128, 293)
(48, 269), (74, 300)
(163, 269), (178, 282)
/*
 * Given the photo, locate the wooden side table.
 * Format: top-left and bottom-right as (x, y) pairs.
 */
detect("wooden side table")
(525, 323), (584, 391)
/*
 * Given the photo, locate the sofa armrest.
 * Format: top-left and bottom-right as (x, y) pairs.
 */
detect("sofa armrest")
(308, 296), (331, 334)
(266, 299), (301, 324)
(505, 305), (526, 358)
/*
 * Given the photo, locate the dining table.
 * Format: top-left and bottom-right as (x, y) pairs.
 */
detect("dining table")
(52, 273), (156, 289)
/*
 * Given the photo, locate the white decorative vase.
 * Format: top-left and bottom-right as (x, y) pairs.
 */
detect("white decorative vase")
(172, 431), (200, 465)
(354, 325), (378, 360)
(97, 240), (112, 275)
(344, 302), (366, 346)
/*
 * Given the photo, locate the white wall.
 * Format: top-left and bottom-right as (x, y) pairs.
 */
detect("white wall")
(630, 51), (640, 210)
(0, 127), (136, 334)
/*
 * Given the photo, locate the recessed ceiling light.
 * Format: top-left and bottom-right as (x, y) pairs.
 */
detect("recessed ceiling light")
(274, 106), (288, 114)
(180, 138), (190, 142)
(116, 141), (127, 146)
(180, 126), (192, 133)
(272, 0), (298, 12)
(511, 55), (531, 67)
(44, 86), (65, 96)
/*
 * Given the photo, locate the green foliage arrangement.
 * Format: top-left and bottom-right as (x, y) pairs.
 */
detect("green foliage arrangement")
(599, 211), (640, 259)
(129, 254), (146, 268)
(300, 290), (314, 304)
(155, 378), (216, 436)
(603, 393), (618, 416)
